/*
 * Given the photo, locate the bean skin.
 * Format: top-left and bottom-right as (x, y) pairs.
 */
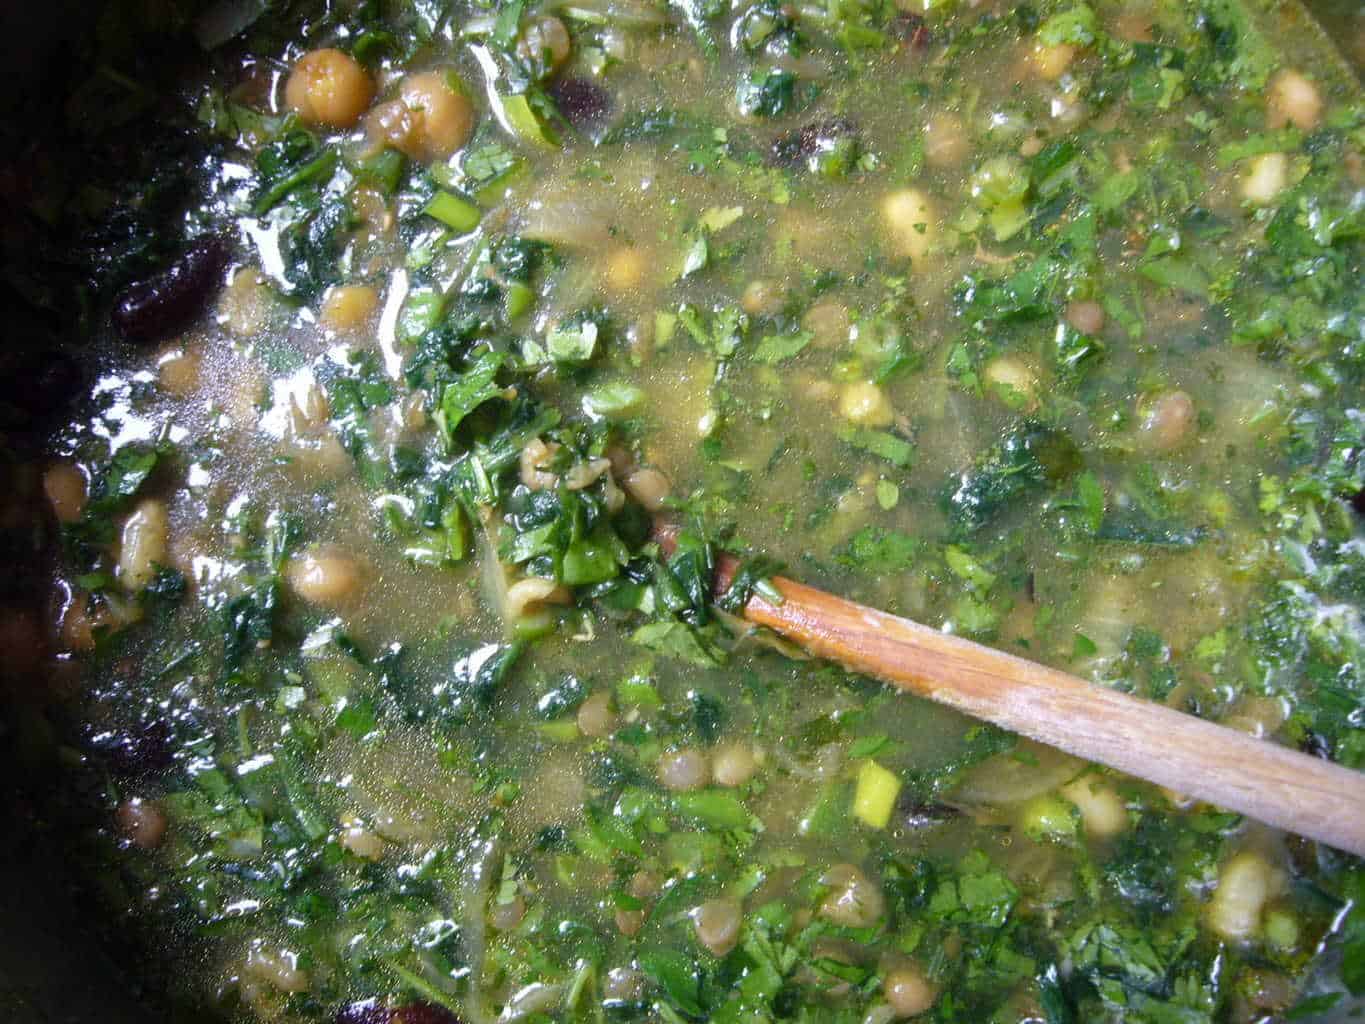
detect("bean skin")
(112, 236), (230, 343)
(336, 1002), (464, 1024)
(337, 1003), (394, 1024)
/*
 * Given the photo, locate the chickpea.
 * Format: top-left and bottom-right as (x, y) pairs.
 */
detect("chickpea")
(284, 48), (374, 129)
(320, 285), (380, 334)
(1241, 152), (1289, 205)
(983, 356), (1037, 410)
(623, 467), (671, 512)
(839, 380), (894, 428)
(157, 347), (202, 396)
(692, 899), (742, 957)
(884, 964), (938, 1018)
(287, 434), (352, 479)
(1112, 10), (1154, 42)
(880, 188), (937, 263)
(217, 267), (274, 338)
(43, 463), (86, 523)
(576, 691), (617, 738)
(520, 438), (562, 491)
(1266, 69), (1323, 132)
(613, 874), (658, 937)
(490, 892), (527, 931)
(604, 246), (650, 292)
(631, 870), (660, 900)
(505, 577), (571, 622)
(1030, 43), (1076, 81)
(742, 279), (785, 317)
(564, 457), (613, 491)
(339, 818), (386, 860)
(1141, 390), (1196, 451)
(803, 302), (851, 349)
(615, 907), (645, 936)
(711, 742), (757, 788)
(819, 864), (885, 928)
(366, 71), (475, 163)
(603, 475), (626, 516)
(805, 376), (836, 402)
(1060, 777), (1128, 840)
(657, 747), (711, 791)
(118, 499), (170, 592)
(286, 549), (364, 607)
(923, 113), (969, 169)
(406, 71), (472, 151)
(1206, 851), (1279, 941)
(244, 946), (310, 994)
(1065, 299), (1105, 335)
(116, 797), (167, 850)
(554, 456), (608, 488)
(59, 593), (111, 653)
(517, 16), (572, 71)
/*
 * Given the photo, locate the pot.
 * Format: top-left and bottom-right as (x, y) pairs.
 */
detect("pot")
(0, 3), (1358, 1022)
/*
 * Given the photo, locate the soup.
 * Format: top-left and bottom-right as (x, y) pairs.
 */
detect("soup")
(4, 0), (1364, 1021)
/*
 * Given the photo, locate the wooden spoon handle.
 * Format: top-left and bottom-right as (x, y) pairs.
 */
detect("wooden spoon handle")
(668, 530), (1365, 854)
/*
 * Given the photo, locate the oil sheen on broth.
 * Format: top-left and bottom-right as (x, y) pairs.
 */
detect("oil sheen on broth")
(20, 0), (1365, 1022)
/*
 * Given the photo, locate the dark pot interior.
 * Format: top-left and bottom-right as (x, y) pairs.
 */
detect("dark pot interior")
(0, 2), (1359, 1021)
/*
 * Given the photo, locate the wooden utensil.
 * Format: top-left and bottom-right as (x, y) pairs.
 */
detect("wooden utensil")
(658, 526), (1365, 856)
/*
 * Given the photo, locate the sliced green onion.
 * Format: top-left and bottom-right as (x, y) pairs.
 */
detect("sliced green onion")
(852, 759), (901, 830)
(501, 93), (559, 148)
(504, 281), (535, 320)
(424, 190), (481, 232)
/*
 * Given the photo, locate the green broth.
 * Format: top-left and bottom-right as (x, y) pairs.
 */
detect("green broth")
(14, 0), (1365, 1021)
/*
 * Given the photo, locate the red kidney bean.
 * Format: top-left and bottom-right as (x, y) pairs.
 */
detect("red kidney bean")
(393, 1005), (463, 1024)
(337, 1002), (393, 1024)
(770, 118), (857, 168)
(898, 800), (960, 831)
(547, 77), (611, 132)
(93, 718), (175, 777)
(111, 236), (230, 343)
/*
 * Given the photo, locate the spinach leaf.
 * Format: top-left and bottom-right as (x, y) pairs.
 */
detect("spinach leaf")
(928, 850), (1018, 929)
(943, 422), (1081, 535)
(631, 621), (726, 667)
(252, 130), (338, 216)
(74, 442), (169, 549)
(223, 588), (277, 682)
(438, 349), (506, 441)
(837, 426), (915, 468)
(753, 330), (813, 364)
(427, 642), (525, 715)
(279, 196), (355, 300)
(736, 68), (797, 118)
(837, 527), (921, 571)
(639, 948), (706, 1019)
